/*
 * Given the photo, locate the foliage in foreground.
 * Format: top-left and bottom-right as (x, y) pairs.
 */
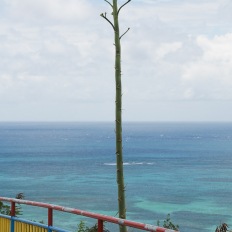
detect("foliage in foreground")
(157, 214), (179, 231)
(77, 221), (110, 232)
(0, 193), (25, 216)
(215, 223), (232, 232)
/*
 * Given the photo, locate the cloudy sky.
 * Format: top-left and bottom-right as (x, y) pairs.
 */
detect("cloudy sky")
(0, 0), (232, 122)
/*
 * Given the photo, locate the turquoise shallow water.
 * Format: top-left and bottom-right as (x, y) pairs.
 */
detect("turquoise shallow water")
(0, 122), (232, 231)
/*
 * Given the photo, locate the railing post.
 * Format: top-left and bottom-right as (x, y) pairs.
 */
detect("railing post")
(48, 208), (53, 232)
(10, 201), (15, 232)
(98, 219), (104, 232)
(11, 201), (16, 217)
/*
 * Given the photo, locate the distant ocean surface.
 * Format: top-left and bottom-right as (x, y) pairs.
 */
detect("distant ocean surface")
(0, 122), (232, 232)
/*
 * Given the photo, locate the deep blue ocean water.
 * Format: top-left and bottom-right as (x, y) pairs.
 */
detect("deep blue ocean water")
(0, 122), (232, 232)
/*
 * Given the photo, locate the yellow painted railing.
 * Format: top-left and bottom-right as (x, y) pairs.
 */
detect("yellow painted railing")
(0, 217), (47, 232)
(0, 217), (10, 232)
(15, 221), (47, 232)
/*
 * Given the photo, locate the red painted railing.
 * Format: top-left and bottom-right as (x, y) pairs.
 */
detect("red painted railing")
(0, 197), (179, 232)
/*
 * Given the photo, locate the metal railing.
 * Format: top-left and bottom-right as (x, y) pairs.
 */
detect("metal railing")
(0, 197), (179, 232)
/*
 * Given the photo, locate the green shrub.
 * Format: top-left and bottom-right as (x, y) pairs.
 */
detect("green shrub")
(77, 221), (110, 232)
(77, 221), (88, 232)
(215, 223), (232, 232)
(0, 193), (24, 216)
(0, 201), (10, 215)
(157, 214), (179, 231)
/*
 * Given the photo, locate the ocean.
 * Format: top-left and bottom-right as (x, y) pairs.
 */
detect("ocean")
(0, 122), (232, 232)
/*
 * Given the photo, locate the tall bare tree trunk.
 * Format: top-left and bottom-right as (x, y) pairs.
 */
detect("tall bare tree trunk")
(113, 1), (126, 231)
(101, 1), (130, 232)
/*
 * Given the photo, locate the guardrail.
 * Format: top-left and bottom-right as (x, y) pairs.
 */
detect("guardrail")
(0, 197), (179, 232)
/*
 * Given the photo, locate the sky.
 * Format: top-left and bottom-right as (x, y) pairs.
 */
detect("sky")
(0, 0), (232, 122)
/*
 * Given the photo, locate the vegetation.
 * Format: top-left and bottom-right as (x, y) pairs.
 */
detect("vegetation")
(77, 221), (109, 232)
(157, 214), (179, 231)
(101, 1), (131, 232)
(0, 193), (25, 216)
(77, 221), (88, 232)
(215, 223), (232, 232)
(0, 201), (11, 215)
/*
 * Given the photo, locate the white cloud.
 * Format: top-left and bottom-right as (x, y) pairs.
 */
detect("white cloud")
(155, 42), (182, 60)
(124, 0), (219, 24)
(0, 0), (232, 121)
(7, 0), (93, 22)
(197, 34), (232, 63)
(218, 0), (232, 21)
(182, 33), (232, 100)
